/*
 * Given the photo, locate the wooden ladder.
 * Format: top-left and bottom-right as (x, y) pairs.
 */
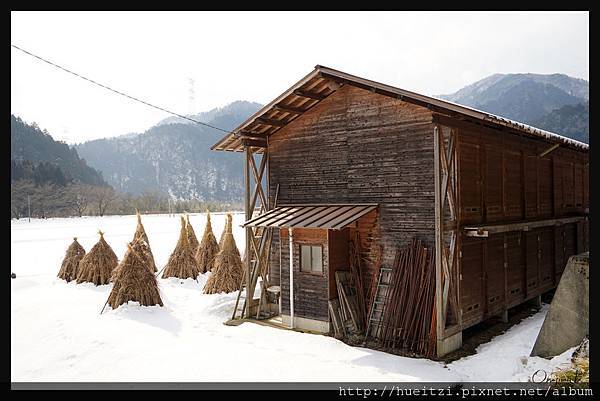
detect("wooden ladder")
(363, 267), (393, 344)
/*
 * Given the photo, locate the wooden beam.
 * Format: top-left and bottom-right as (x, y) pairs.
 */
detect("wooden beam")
(326, 80), (342, 91)
(293, 89), (326, 100)
(250, 153), (268, 211)
(255, 117), (287, 127)
(272, 104), (306, 115)
(239, 130), (267, 137)
(464, 216), (585, 236)
(244, 148), (252, 319)
(241, 138), (268, 148)
(454, 129), (463, 328)
(448, 231), (459, 325)
(434, 125), (445, 353)
(540, 143), (560, 158)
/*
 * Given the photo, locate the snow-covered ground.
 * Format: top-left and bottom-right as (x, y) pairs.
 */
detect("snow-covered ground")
(11, 213), (575, 382)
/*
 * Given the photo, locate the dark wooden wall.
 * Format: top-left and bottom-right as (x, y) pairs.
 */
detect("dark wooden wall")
(455, 125), (588, 225)
(267, 84), (436, 275)
(450, 122), (589, 329)
(267, 85), (437, 323)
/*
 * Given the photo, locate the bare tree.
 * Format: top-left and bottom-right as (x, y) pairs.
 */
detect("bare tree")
(67, 185), (92, 217)
(90, 186), (117, 217)
(134, 190), (164, 214)
(10, 180), (33, 219)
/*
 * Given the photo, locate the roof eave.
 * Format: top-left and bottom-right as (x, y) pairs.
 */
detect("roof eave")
(211, 65), (589, 152)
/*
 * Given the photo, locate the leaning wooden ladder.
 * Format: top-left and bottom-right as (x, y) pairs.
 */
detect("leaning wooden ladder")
(363, 267), (393, 344)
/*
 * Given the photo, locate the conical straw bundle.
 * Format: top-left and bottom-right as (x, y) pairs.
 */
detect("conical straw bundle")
(107, 242), (163, 309)
(76, 231), (118, 285)
(161, 216), (200, 279)
(195, 210), (220, 273)
(218, 213), (231, 249)
(133, 211), (157, 272)
(204, 215), (243, 294)
(58, 237), (86, 282)
(111, 235), (154, 282)
(186, 214), (200, 252)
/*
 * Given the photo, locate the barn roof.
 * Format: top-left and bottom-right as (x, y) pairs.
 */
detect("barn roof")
(242, 204), (378, 230)
(211, 65), (589, 152)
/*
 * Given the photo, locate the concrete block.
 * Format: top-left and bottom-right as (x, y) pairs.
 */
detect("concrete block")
(437, 331), (462, 358)
(531, 253), (589, 358)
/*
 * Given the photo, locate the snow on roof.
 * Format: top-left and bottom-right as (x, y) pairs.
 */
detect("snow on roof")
(427, 93), (589, 150)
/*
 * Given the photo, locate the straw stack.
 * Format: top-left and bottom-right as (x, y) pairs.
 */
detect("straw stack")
(106, 239), (163, 309)
(218, 213), (231, 249)
(76, 231), (118, 285)
(186, 214), (200, 253)
(195, 210), (220, 273)
(161, 216), (200, 280)
(133, 211), (157, 273)
(57, 237), (86, 282)
(204, 214), (243, 294)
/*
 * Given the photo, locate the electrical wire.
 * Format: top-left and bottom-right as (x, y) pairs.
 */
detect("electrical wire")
(11, 44), (234, 134)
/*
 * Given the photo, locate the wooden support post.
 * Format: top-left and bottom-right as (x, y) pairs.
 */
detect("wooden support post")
(245, 147), (252, 319)
(232, 144), (271, 321)
(435, 125), (463, 356)
(532, 295), (542, 308)
(289, 227), (295, 329)
(434, 125), (444, 354)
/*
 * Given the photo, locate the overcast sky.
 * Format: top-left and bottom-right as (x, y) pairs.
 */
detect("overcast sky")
(11, 11), (589, 144)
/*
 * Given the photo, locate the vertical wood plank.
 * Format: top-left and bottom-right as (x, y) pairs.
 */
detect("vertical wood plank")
(434, 125), (444, 347)
(245, 147), (252, 318)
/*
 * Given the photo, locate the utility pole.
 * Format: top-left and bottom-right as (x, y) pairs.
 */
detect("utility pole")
(27, 194), (31, 222)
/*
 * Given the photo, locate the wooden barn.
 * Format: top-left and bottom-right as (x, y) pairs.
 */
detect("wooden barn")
(212, 65), (589, 357)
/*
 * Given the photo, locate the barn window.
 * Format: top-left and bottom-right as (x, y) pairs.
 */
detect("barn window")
(300, 244), (323, 274)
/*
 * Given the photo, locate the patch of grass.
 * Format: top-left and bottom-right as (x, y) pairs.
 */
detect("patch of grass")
(550, 357), (589, 388)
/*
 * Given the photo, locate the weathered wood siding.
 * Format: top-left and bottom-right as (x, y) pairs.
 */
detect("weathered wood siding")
(268, 83), (435, 263)
(266, 85), (436, 320)
(449, 121), (589, 329)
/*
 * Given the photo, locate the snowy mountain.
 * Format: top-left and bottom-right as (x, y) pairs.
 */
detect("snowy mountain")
(532, 101), (589, 144)
(439, 73), (589, 128)
(75, 101), (262, 201)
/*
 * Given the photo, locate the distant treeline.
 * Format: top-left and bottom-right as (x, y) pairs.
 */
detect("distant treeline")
(10, 181), (242, 219)
(12, 159), (75, 187)
(11, 115), (107, 187)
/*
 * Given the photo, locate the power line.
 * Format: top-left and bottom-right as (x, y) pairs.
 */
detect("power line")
(11, 44), (233, 134)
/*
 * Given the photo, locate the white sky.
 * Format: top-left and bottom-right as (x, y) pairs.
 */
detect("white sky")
(11, 11), (589, 144)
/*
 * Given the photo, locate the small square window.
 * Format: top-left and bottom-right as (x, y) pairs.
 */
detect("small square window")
(300, 244), (323, 274)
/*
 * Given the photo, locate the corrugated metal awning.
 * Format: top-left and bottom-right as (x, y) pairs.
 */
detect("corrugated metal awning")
(242, 204), (378, 230)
